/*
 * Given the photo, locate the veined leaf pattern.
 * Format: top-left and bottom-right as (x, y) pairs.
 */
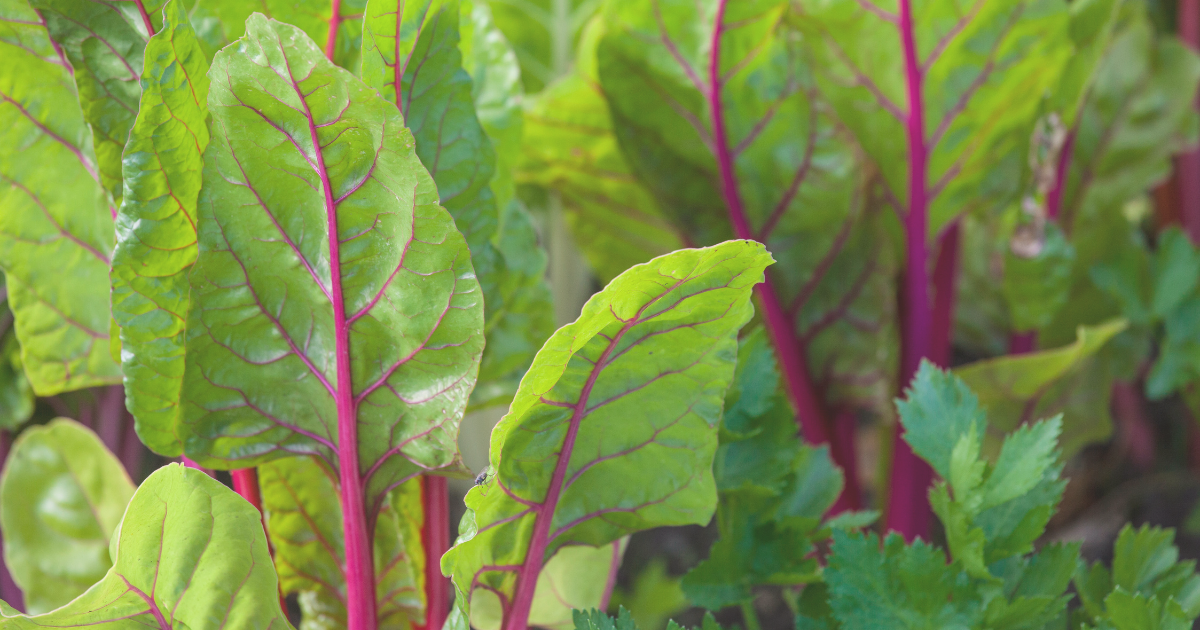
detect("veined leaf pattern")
(110, 0), (209, 456)
(30, 0), (166, 206)
(181, 15), (484, 515)
(190, 0), (369, 70)
(0, 464), (290, 628)
(443, 241), (770, 630)
(0, 0), (120, 395)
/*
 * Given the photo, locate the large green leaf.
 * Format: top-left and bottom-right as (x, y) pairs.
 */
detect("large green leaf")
(0, 275), (33, 431)
(797, 0), (1074, 231)
(596, 0), (895, 414)
(111, 0), (209, 456)
(0, 0), (121, 395)
(30, 0), (167, 206)
(954, 319), (1126, 457)
(0, 418), (135, 614)
(190, 0), (369, 70)
(260, 456), (424, 630)
(519, 18), (683, 283)
(362, 0), (552, 407)
(180, 14), (484, 514)
(486, 0), (600, 92)
(0, 464), (290, 627)
(442, 240), (771, 628)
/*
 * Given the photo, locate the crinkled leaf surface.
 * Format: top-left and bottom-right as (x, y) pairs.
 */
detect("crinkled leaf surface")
(0, 0), (121, 395)
(519, 18), (683, 283)
(0, 464), (290, 628)
(0, 418), (135, 614)
(260, 456), (424, 630)
(362, 0), (552, 407)
(442, 241), (770, 626)
(111, 0), (209, 456)
(190, 0), (368, 70)
(181, 15), (484, 513)
(797, 0), (1073, 230)
(954, 319), (1126, 457)
(597, 0), (895, 414)
(30, 0), (166, 206)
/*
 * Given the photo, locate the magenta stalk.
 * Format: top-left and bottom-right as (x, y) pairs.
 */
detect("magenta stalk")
(421, 476), (450, 630)
(885, 0), (937, 540)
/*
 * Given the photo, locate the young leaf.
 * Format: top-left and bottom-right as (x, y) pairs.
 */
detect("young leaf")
(1075, 524), (1200, 629)
(0, 418), (135, 614)
(0, 0), (121, 395)
(362, 0), (552, 407)
(573, 607), (638, 630)
(110, 0), (209, 456)
(442, 241), (771, 630)
(519, 18), (684, 283)
(895, 361), (986, 479)
(29, 0), (165, 206)
(0, 464), (289, 628)
(259, 456), (425, 629)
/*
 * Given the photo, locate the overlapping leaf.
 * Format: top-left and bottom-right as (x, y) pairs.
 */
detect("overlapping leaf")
(1074, 524), (1200, 629)
(0, 275), (33, 431)
(260, 456), (424, 630)
(110, 0), (209, 456)
(0, 1), (121, 395)
(797, 0), (1074, 231)
(191, 0), (369, 70)
(181, 16), (484, 514)
(442, 241), (770, 628)
(362, 0), (552, 407)
(485, 0), (599, 92)
(596, 0), (895, 414)
(30, 0), (166, 206)
(0, 464), (289, 628)
(520, 18), (683, 283)
(0, 418), (135, 614)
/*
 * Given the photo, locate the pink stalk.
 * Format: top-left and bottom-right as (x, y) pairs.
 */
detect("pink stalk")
(310, 15), (377, 628)
(885, 0), (936, 540)
(706, 0), (860, 509)
(132, 0), (155, 38)
(599, 541), (622, 611)
(0, 430), (23, 612)
(420, 476), (450, 630)
(929, 223), (960, 368)
(1180, 0), (1200, 242)
(181, 456), (214, 477)
(1111, 380), (1156, 470)
(324, 0), (344, 62)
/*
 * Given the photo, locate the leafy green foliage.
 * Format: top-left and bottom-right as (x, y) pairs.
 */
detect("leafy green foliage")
(259, 456), (425, 630)
(180, 15), (483, 510)
(443, 241), (771, 628)
(361, 0), (552, 407)
(0, 275), (32, 431)
(0, 464), (290, 628)
(190, 0), (368, 70)
(0, 418), (135, 614)
(486, 0), (598, 92)
(30, 0), (164, 206)
(110, 0), (209, 455)
(682, 329), (874, 610)
(572, 607), (724, 630)
(0, 0), (121, 395)
(1074, 524), (1200, 629)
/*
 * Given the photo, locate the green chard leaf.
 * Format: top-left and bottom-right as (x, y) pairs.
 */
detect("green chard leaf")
(442, 241), (771, 629)
(797, 0), (1074, 230)
(0, 464), (290, 628)
(597, 0), (896, 414)
(0, 418), (135, 614)
(0, 0), (121, 395)
(0, 274), (33, 431)
(190, 0), (369, 70)
(519, 18), (684, 284)
(110, 0), (209, 456)
(362, 0), (552, 408)
(486, 0), (599, 92)
(30, 0), (166, 206)
(180, 14), (484, 511)
(259, 456), (425, 630)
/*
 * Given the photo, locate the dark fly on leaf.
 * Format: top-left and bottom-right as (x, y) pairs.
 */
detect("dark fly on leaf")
(475, 471), (489, 486)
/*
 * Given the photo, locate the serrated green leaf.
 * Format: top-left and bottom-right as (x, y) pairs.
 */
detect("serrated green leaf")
(609, 560), (688, 630)
(362, 0), (552, 407)
(0, 2), (121, 395)
(896, 361), (986, 479)
(180, 15), (484, 516)
(110, 0), (208, 456)
(0, 464), (290, 628)
(798, 0), (1074, 231)
(0, 418), (135, 614)
(30, 0), (166, 206)
(443, 241), (770, 627)
(980, 417), (1062, 511)
(259, 456), (424, 630)
(573, 607), (638, 630)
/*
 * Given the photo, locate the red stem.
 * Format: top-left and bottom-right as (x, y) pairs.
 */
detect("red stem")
(132, 0), (155, 38)
(599, 541), (622, 611)
(232, 468), (288, 614)
(885, 0), (937, 540)
(420, 476), (450, 630)
(1046, 131), (1075, 223)
(0, 430), (24, 612)
(181, 456), (214, 477)
(1180, 0), (1200, 241)
(930, 223), (960, 368)
(1111, 380), (1156, 470)
(324, 0), (343, 62)
(706, 0), (860, 509)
